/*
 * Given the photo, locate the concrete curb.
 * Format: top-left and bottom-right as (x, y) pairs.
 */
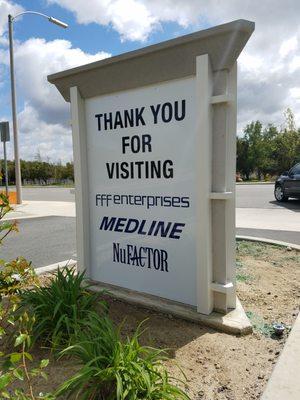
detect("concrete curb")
(35, 259), (76, 275)
(236, 182), (274, 185)
(261, 312), (300, 400)
(6, 214), (58, 221)
(236, 235), (300, 251)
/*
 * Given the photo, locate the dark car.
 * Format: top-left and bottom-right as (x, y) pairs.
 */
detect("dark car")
(274, 163), (300, 202)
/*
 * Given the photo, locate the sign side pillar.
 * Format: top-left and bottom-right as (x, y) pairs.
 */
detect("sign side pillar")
(225, 62), (237, 309)
(70, 86), (90, 276)
(196, 54), (213, 315)
(211, 64), (237, 313)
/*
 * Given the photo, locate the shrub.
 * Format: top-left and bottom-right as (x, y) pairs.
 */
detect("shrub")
(56, 312), (190, 400)
(0, 192), (18, 246)
(0, 192), (38, 338)
(0, 192), (55, 399)
(0, 312), (56, 400)
(0, 258), (38, 299)
(20, 268), (106, 349)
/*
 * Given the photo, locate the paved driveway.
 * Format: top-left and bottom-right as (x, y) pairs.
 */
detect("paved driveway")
(1, 185), (299, 268)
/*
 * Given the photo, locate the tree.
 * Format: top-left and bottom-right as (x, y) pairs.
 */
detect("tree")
(243, 121), (266, 179)
(273, 117), (300, 173)
(236, 136), (251, 180)
(236, 109), (300, 180)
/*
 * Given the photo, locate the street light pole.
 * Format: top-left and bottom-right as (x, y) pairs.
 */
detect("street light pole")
(8, 14), (22, 204)
(7, 12), (68, 205)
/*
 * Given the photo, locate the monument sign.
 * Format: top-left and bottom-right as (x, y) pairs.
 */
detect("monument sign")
(49, 20), (254, 316)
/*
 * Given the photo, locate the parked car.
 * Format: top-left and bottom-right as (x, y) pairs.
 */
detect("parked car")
(274, 163), (300, 202)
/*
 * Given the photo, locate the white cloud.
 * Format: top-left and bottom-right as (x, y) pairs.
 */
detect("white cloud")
(2, 0), (300, 161)
(48, 0), (157, 42)
(1, 36), (110, 161)
(0, 0), (23, 37)
(17, 103), (72, 163)
(289, 56), (300, 74)
(280, 36), (298, 58)
(290, 87), (300, 104)
(12, 38), (110, 124)
(47, 0), (300, 130)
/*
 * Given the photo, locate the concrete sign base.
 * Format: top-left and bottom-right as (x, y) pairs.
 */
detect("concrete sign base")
(90, 281), (252, 335)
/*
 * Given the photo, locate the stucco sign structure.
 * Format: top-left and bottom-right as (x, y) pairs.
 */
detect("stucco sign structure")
(49, 20), (254, 316)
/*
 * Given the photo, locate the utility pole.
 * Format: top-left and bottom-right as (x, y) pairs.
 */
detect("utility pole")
(0, 121), (10, 196)
(8, 14), (22, 204)
(7, 12), (68, 204)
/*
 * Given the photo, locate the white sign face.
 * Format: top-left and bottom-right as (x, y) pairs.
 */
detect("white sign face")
(85, 77), (198, 306)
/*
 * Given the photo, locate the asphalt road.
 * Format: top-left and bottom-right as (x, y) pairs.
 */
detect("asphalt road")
(1, 216), (76, 267)
(14, 186), (75, 202)
(236, 184), (300, 210)
(12, 184), (300, 209)
(1, 184), (299, 268)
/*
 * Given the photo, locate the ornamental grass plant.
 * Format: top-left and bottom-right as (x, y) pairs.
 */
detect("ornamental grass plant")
(56, 312), (190, 400)
(19, 268), (106, 350)
(0, 192), (189, 398)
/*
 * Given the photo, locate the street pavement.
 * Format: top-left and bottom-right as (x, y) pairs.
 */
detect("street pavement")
(236, 184), (300, 242)
(9, 184), (282, 207)
(1, 184), (299, 268)
(236, 184), (300, 210)
(17, 187), (75, 202)
(1, 216), (76, 267)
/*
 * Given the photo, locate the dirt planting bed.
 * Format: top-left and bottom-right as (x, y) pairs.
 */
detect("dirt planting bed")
(6, 241), (300, 399)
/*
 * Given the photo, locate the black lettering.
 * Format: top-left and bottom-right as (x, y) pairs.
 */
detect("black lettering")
(114, 111), (124, 129)
(161, 102), (172, 123)
(150, 160), (161, 178)
(106, 163), (115, 179)
(115, 218), (127, 232)
(122, 136), (130, 154)
(135, 107), (146, 126)
(153, 221), (172, 237)
(169, 223), (185, 239)
(99, 216), (116, 231)
(142, 134), (152, 152)
(175, 100), (186, 121)
(138, 220), (147, 235)
(95, 114), (103, 131)
(161, 250), (168, 272)
(150, 103), (161, 124)
(163, 160), (173, 178)
(120, 162), (129, 179)
(131, 135), (141, 153)
(124, 219), (139, 233)
(113, 242), (120, 262)
(104, 112), (113, 130)
(124, 109), (134, 128)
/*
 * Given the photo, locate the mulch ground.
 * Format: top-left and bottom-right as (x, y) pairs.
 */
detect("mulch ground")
(6, 241), (300, 399)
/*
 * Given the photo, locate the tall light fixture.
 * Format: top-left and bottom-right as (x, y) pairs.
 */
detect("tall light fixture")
(8, 11), (68, 204)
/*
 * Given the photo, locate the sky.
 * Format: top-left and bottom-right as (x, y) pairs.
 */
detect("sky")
(0, 0), (300, 163)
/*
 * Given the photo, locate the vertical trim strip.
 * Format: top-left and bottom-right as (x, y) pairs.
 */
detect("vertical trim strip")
(70, 86), (90, 276)
(196, 55), (213, 314)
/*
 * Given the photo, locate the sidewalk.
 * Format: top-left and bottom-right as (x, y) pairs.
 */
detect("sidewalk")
(236, 208), (300, 232)
(262, 313), (300, 400)
(5, 201), (300, 234)
(5, 201), (75, 220)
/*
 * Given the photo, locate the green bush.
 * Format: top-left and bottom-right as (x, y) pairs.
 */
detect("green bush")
(0, 192), (18, 246)
(0, 312), (56, 400)
(56, 312), (189, 400)
(20, 268), (105, 349)
(0, 192), (55, 399)
(0, 258), (38, 299)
